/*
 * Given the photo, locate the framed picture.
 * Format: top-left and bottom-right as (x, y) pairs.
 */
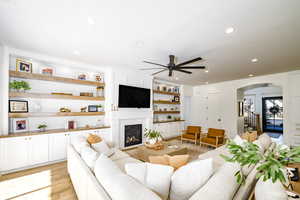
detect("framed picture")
(238, 101), (244, 117)
(9, 100), (29, 113)
(67, 120), (77, 129)
(10, 118), (29, 133)
(16, 59), (32, 73)
(77, 73), (88, 80)
(173, 95), (180, 102)
(40, 67), (55, 76)
(88, 105), (98, 112)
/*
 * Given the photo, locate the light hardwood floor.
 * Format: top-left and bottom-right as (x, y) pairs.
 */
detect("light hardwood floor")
(0, 162), (77, 200)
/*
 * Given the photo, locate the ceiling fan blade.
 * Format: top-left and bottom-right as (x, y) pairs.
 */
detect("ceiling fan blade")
(174, 69), (192, 74)
(176, 57), (202, 67)
(140, 68), (166, 70)
(143, 61), (168, 68)
(177, 66), (206, 69)
(152, 69), (167, 76)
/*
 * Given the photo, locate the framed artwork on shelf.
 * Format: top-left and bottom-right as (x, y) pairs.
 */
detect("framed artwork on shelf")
(9, 100), (29, 113)
(40, 66), (55, 76)
(16, 59), (32, 73)
(66, 120), (77, 130)
(10, 118), (29, 133)
(88, 105), (98, 112)
(77, 73), (88, 80)
(173, 95), (180, 102)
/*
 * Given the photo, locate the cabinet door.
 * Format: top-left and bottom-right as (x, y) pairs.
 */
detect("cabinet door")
(49, 133), (69, 161)
(0, 137), (28, 171)
(28, 135), (49, 165)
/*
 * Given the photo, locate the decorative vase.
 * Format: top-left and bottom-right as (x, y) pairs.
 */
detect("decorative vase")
(39, 127), (46, 132)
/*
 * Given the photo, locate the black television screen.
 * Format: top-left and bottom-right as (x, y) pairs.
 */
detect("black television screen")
(118, 85), (151, 108)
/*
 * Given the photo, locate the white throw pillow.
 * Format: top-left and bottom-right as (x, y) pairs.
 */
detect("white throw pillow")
(125, 163), (174, 200)
(94, 154), (161, 200)
(233, 135), (246, 145)
(255, 178), (287, 200)
(170, 158), (213, 200)
(92, 141), (115, 157)
(80, 146), (99, 170)
(71, 135), (90, 154)
(258, 133), (272, 150)
(189, 162), (240, 200)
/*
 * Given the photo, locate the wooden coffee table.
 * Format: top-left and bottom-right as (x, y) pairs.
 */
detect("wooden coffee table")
(134, 143), (188, 162)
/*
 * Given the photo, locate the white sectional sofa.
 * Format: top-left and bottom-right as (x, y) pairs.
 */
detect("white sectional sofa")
(67, 133), (280, 200)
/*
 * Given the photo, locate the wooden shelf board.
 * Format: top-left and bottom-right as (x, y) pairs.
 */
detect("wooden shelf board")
(0, 126), (111, 138)
(153, 111), (180, 114)
(9, 92), (105, 101)
(9, 112), (105, 118)
(153, 120), (185, 124)
(10, 70), (105, 87)
(153, 100), (180, 105)
(153, 90), (180, 96)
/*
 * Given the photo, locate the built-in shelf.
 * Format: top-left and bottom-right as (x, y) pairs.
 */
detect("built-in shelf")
(9, 70), (105, 87)
(9, 112), (105, 118)
(0, 126), (111, 138)
(153, 111), (180, 114)
(153, 100), (180, 105)
(153, 90), (180, 96)
(9, 92), (105, 101)
(153, 120), (185, 124)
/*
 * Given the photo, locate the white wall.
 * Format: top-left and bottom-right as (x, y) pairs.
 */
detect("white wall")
(191, 71), (300, 146)
(0, 45), (9, 136)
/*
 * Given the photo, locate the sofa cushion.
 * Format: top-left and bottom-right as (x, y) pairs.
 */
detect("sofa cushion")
(170, 158), (213, 200)
(92, 141), (115, 157)
(71, 135), (90, 154)
(258, 133), (272, 150)
(94, 154), (161, 200)
(233, 135), (246, 145)
(255, 178), (287, 200)
(87, 134), (102, 144)
(114, 157), (141, 172)
(198, 145), (229, 171)
(81, 146), (99, 170)
(110, 149), (131, 161)
(125, 163), (174, 200)
(189, 162), (240, 200)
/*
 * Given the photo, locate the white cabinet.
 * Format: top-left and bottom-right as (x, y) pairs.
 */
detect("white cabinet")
(0, 135), (49, 172)
(49, 133), (71, 161)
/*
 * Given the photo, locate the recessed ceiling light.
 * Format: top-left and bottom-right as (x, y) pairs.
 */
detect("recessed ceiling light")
(87, 16), (95, 25)
(205, 70), (209, 73)
(248, 74), (254, 77)
(251, 58), (258, 63)
(73, 50), (80, 55)
(225, 27), (234, 34)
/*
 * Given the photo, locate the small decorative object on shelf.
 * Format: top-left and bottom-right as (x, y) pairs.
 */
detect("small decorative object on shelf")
(88, 105), (98, 112)
(66, 120), (77, 129)
(164, 108), (167, 111)
(162, 86), (167, 91)
(40, 67), (54, 76)
(171, 108), (174, 111)
(174, 87), (179, 93)
(77, 73), (87, 80)
(80, 92), (93, 97)
(51, 92), (73, 96)
(94, 73), (104, 82)
(10, 118), (29, 133)
(173, 95), (180, 102)
(167, 88), (172, 92)
(9, 80), (31, 92)
(80, 107), (87, 112)
(59, 107), (71, 112)
(37, 124), (47, 132)
(174, 117), (181, 121)
(167, 115), (172, 119)
(96, 86), (104, 97)
(9, 100), (29, 113)
(16, 59), (32, 73)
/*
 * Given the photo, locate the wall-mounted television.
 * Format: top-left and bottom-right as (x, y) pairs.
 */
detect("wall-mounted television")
(118, 85), (151, 108)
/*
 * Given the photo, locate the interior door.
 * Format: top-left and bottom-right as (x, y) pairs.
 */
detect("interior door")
(207, 92), (222, 129)
(262, 96), (283, 133)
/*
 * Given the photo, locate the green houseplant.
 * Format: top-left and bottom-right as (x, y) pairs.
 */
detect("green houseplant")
(9, 80), (31, 92)
(221, 140), (300, 185)
(37, 124), (47, 132)
(144, 128), (162, 144)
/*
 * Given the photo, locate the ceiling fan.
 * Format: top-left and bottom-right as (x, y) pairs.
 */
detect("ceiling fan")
(141, 55), (206, 76)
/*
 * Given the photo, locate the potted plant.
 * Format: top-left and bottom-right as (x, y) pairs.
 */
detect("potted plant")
(144, 128), (162, 145)
(9, 80), (31, 92)
(37, 124), (47, 132)
(221, 140), (300, 187)
(96, 104), (103, 112)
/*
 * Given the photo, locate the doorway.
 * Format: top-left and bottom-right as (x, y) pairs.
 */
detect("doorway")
(262, 96), (283, 133)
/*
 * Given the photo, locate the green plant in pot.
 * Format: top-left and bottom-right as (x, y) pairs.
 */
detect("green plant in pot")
(9, 80), (31, 92)
(144, 128), (162, 144)
(96, 104), (103, 112)
(37, 124), (47, 132)
(221, 140), (300, 186)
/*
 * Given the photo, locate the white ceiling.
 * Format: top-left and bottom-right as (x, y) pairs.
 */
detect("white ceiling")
(1, 0), (300, 85)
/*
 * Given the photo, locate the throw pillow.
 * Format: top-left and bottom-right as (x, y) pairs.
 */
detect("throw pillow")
(80, 146), (99, 170)
(258, 133), (272, 150)
(149, 155), (169, 166)
(87, 134), (102, 144)
(71, 135), (90, 154)
(233, 135), (246, 145)
(92, 141), (115, 157)
(166, 154), (189, 170)
(170, 158), (213, 200)
(94, 154), (161, 200)
(125, 163), (174, 200)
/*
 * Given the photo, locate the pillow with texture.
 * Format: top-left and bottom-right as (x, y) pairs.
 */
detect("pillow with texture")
(233, 135), (246, 145)
(92, 141), (115, 157)
(258, 133), (272, 150)
(149, 155), (169, 166)
(166, 154), (189, 170)
(80, 146), (99, 170)
(125, 163), (174, 200)
(170, 158), (213, 200)
(87, 134), (102, 144)
(94, 154), (161, 200)
(71, 135), (90, 154)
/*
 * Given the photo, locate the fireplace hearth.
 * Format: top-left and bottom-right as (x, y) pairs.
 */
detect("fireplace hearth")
(124, 124), (142, 147)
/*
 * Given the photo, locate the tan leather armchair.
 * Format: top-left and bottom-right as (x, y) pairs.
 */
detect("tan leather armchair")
(181, 126), (201, 145)
(200, 128), (225, 148)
